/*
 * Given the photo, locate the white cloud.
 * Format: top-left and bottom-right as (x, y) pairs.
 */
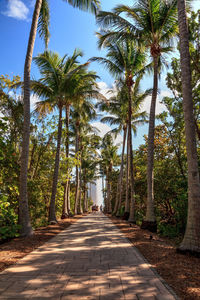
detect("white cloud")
(92, 122), (123, 146)
(3, 0), (29, 20)
(97, 81), (117, 99)
(140, 90), (172, 115)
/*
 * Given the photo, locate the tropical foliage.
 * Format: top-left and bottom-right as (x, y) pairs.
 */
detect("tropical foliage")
(1, 0), (200, 255)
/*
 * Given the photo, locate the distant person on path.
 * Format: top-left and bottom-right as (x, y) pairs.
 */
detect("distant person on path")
(100, 205), (103, 212)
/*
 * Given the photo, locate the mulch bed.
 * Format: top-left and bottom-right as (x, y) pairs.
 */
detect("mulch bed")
(110, 216), (200, 300)
(0, 215), (82, 273)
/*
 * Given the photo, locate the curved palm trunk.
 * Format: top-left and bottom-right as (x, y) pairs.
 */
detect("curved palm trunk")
(127, 85), (135, 223)
(49, 105), (63, 223)
(177, 0), (200, 254)
(19, 0), (42, 236)
(113, 125), (127, 216)
(62, 104), (70, 218)
(74, 121), (80, 215)
(142, 56), (158, 231)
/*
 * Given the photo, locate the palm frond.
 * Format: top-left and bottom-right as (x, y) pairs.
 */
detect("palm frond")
(63, 0), (100, 14)
(38, 0), (50, 48)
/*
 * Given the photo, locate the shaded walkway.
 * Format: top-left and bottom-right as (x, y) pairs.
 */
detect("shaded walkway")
(0, 213), (177, 299)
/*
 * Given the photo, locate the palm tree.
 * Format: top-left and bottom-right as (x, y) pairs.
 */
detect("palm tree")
(68, 70), (103, 214)
(98, 85), (128, 216)
(177, 0), (200, 254)
(32, 50), (87, 223)
(101, 135), (119, 213)
(98, 80), (149, 217)
(19, 0), (49, 236)
(96, 0), (178, 229)
(20, 0), (100, 236)
(91, 38), (147, 221)
(79, 131), (100, 212)
(72, 113), (96, 215)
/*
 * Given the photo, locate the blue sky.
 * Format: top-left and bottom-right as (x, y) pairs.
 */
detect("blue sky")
(0, 0), (199, 149)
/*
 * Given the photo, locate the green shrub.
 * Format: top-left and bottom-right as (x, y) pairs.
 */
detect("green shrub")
(0, 195), (20, 240)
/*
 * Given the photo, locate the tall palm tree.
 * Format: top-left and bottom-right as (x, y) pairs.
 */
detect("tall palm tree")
(177, 0), (200, 254)
(97, 84), (128, 216)
(72, 112), (96, 214)
(96, 0), (178, 229)
(91, 38), (147, 221)
(69, 70), (103, 214)
(19, 0), (49, 236)
(20, 0), (100, 236)
(98, 80), (149, 217)
(101, 135), (119, 213)
(32, 50), (87, 223)
(81, 133), (100, 212)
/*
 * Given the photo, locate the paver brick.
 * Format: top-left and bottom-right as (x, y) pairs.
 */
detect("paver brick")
(0, 213), (176, 299)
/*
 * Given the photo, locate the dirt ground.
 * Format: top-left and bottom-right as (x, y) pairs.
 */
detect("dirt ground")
(110, 216), (200, 300)
(0, 214), (199, 300)
(0, 215), (81, 273)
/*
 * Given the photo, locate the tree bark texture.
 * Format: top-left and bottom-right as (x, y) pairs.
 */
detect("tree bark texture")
(178, 0), (200, 253)
(74, 122), (80, 215)
(145, 56), (158, 223)
(62, 104), (70, 218)
(77, 160), (83, 214)
(107, 165), (112, 213)
(124, 134), (130, 216)
(49, 105), (63, 223)
(19, 0), (42, 236)
(105, 169), (109, 213)
(83, 177), (88, 213)
(114, 125), (127, 216)
(127, 85), (135, 223)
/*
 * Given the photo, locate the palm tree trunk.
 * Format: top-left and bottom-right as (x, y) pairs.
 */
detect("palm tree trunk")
(113, 125), (127, 216)
(62, 183), (68, 219)
(102, 171), (105, 204)
(105, 168), (109, 213)
(127, 85), (135, 223)
(19, 0), (42, 236)
(142, 56), (158, 231)
(67, 181), (71, 213)
(177, 0), (200, 254)
(83, 174), (88, 213)
(124, 134), (130, 219)
(49, 105), (63, 223)
(28, 140), (37, 175)
(74, 122), (80, 215)
(77, 160), (83, 214)
(62, 103), (70, 218)
(108, 164), (112, 213)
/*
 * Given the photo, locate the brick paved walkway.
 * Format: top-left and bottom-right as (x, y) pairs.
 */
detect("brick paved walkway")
(0, 212), (177, 299)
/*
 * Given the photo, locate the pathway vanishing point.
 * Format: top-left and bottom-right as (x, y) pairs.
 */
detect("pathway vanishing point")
(0, 212), (177, 299)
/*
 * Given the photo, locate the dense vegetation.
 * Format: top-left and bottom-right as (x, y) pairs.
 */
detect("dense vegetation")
(0, 0), (200, 255)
